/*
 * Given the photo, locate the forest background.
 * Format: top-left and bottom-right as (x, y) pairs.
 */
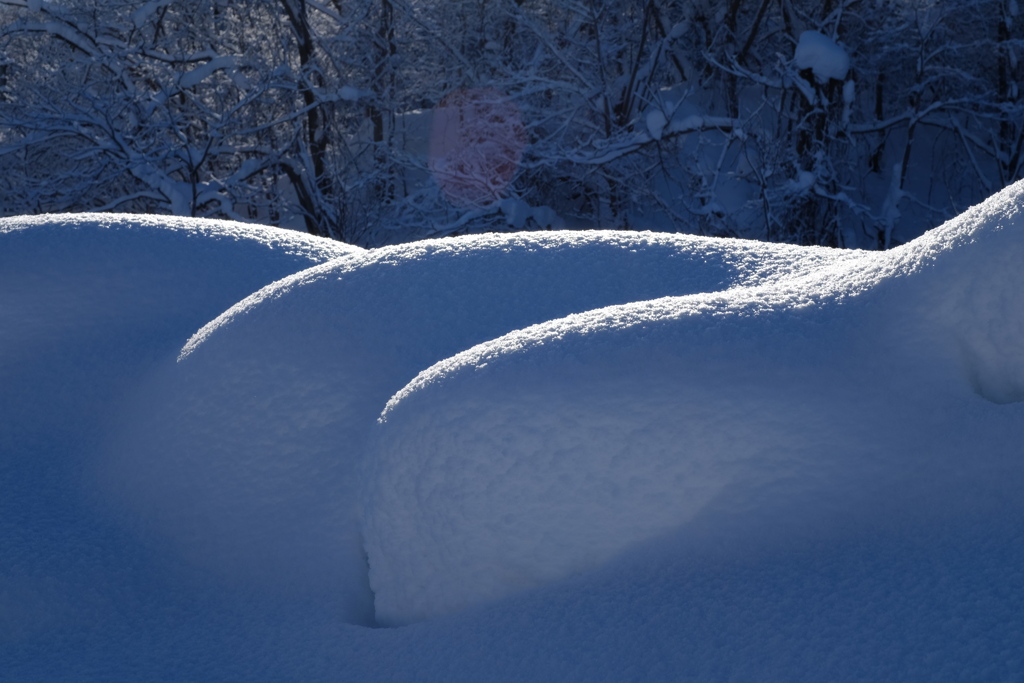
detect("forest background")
(1, 0), (1021, 249)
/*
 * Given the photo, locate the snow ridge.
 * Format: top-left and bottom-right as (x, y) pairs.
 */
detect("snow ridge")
(2, 186), (1023, 678)
(364, 180), (1024, 624)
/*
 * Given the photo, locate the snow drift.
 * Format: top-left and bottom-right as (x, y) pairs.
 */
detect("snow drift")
(363, 181), (1024, 625)
(0, 214), (359, 670)
(104, 230), (854, 625)
(1, 191), (1022, 679)
(0, 212), (357, 478)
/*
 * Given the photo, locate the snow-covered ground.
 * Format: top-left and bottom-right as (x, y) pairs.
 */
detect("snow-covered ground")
(2, 185), (1023, 680)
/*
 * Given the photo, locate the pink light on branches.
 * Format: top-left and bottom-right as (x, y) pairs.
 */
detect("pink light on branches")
(429, 88), (527, 208)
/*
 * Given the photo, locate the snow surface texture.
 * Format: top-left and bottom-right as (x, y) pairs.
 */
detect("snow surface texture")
(0, 214), (360, 668)
(104, 229), (855, 625)
(364, 182), (1024, 625)
(2, 195), (1023, 680)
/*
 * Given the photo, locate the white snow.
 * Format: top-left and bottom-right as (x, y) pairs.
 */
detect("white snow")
(103, 229), (850, 625)
(646, 107), (668, 140)
(842, 78), (856, 124)
(336, 85), (365, 102)
(1, 213), (361, 678)
(179, 56), (242, 89)
(364, 181), (1024, 624)
(3, 187), (1024, 679)
(794, 30), (851, 83)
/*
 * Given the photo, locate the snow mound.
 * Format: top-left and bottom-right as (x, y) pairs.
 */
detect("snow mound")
(0, 213), (358, 645)
(106, 229), (853, 625)
(0, 212), (356, 452)
(363, 181), (1024, 625)
(3, 199), (1023, 678)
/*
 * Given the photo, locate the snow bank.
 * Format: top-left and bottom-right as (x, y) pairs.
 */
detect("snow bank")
(106, 229), (854, 625)
(0, 212), (356, 457)
(2, 193), (1023, 679)
(0, 214), (358, 645)
(363, 181), (1024, 625)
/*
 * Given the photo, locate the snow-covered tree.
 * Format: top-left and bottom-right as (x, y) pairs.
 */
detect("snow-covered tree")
(1, 0), (1022, 248)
